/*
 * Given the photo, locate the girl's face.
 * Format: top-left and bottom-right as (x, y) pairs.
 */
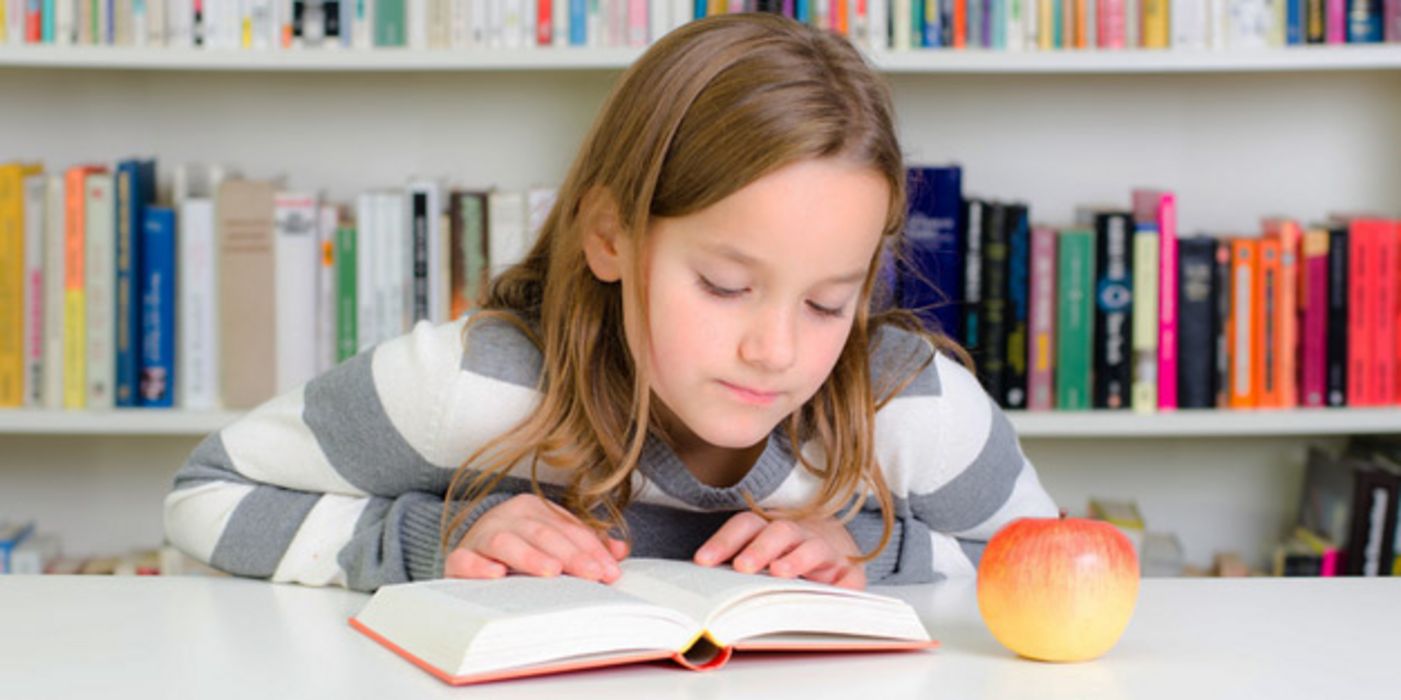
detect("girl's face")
(639, 158), (889, 452)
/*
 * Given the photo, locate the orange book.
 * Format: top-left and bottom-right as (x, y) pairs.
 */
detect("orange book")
(1254, 238), (1283, 409)
(349, 560), (936, 687)
(953, 0), (967, 48)
(1262, 220), (1301, 408)
(61, 165), (106, 409)
(1228, 238), (1258, 409)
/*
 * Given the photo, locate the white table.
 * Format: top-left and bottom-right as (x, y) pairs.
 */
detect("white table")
(0, 575), (1397, 699)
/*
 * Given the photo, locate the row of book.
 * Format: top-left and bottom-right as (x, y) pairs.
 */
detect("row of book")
(897, 166), (1401, 411)
(0, 158), (557, 411)
(2, 0), (1397, 52)
(0, 521), (226, 576)
(1274, 436), (1401, 577)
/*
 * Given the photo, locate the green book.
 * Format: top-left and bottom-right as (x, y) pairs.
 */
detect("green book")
(336, 224), (357, 363)
(1056, 228), (1095, 410)
(374, 0), (406, 47)
(461, 193), (487, 310)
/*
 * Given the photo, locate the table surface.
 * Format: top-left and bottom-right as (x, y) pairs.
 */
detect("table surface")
(1, 575), (1398, 699)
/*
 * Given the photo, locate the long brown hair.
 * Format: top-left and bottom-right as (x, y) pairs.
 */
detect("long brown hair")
(442, 13), (970, 564)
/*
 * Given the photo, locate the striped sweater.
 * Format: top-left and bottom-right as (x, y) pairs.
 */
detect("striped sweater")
(164, 315), (1057, 592)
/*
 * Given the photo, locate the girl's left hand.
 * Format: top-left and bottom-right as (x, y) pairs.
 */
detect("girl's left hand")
(692, 511), (867, 589)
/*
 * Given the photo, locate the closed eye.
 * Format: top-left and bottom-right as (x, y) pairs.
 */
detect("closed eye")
(698, 275), (746, 298)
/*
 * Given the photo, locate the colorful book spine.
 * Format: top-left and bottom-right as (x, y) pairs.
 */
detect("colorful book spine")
(1299, 229), (1330, 407)
(1213, 239), (1232, 407)
(1265, 220), (1301, 408)
(1027, 225), (1057, 411)
(1092, 211), (1133, 410)
(113, 159), (155, 408)
(1004, 204), (1030, 409)
(1156, 193), (1178, 410)
(62, 167), (94, 409)
(1227, 238), (1257, 409)
(0, 164), (23, 407)
(1365, 219), (1396, 405)
(1254, 237), (1282, 409)
(1327, 0), (1346, 42)
(21, 174), (44, 406)
(961, 198), (985, 356)
(139, 207), (175, 407)
(336, 222), (358, 362)
(1056, 228), (1094, 410)
(1131, 224), (1159, 413)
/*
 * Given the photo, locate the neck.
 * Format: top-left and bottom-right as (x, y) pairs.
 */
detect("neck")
(652, 398), (767, 488)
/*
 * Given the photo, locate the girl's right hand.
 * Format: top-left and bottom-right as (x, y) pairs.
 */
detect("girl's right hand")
(444, 494), (629, 584)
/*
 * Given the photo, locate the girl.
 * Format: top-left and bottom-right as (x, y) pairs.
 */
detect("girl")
(164, 13), (1056, 593)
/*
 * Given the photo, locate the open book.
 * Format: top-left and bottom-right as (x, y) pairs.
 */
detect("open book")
(349, 558), (936, 685)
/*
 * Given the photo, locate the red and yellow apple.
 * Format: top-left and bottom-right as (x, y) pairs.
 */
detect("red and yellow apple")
(976, 512), (1139, 662)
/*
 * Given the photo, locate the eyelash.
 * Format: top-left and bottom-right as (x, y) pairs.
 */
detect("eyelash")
(697, 276), (846, 319)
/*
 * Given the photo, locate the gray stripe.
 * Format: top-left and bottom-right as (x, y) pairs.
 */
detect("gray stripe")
(907, 403), (1024, 531)
(172, 433), (255, 489)
(303, 350), (458, 496)
(460, 316), (543, 389)
(871, 324), (942, 398)
(209, 487), (319, 578)
(637, 431), (793, 511)
(959, 539), (987, 567)
(885, 516), (939, 584)
(622, 502), (735, 561)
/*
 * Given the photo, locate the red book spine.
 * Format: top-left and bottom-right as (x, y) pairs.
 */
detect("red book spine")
(1028, 225), (1058, 411)
(1373, 220), (1397, 405)
(1300, 230), (1330, 407)
(1348, 221), (1371, 405)
(538, 0), (554, 45)
(953, 0), (966, 47)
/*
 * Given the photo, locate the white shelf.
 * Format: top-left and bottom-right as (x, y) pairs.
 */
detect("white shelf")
(0, 407), (1397, 437)
(2, 44), (1401, 73)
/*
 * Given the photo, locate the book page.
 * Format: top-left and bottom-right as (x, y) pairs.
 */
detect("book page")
(611, 559), (853, 626)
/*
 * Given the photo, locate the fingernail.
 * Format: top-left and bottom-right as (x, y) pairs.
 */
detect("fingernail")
(735, 556), (752, 572)
(582, 560), (601, 578)
(695, 548), (713, 565)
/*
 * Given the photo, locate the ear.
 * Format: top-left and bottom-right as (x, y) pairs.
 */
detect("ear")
(580, 185), (629, 283)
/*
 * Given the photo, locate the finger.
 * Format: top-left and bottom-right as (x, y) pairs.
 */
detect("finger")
(832, 567), (867, 590)
(801, 562), (844, 585)
(733, 520), (805, 574)
(443, 548), (508, 579)
(517, 519), (613, 582)
(606, 538), (630, 561)
(768, 539), (836, 579)
(695, 512), (770, 567)
(479, 530), (564, 577)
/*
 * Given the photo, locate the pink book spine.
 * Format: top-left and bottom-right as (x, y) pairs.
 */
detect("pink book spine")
(1301, 242), (1329, 407)
(1395, 223), (1401, 404)
(1100, 0), (1127, 48)
(1326, 0), (1346, 43)
(1320, 549), (1339, 577)
(1028, 226), (1058, 411)
(1374, 225), (1397, 405)
(1387, 0), (1401, 42)
(1157, 193), (1179, 410)
(627, 0), (648, 46)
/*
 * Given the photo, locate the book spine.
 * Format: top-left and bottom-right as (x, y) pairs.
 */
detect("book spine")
(1093, 211), (1133, 410)
(448, 189), (468, 320)
(1325, 225), (1349, 406)
(1131, 224), (1159, 413)
(22, 174), (45, 406)
(1306, 0), (1326, 39)
(900, 167), (964, 340)
(1255, 237), (1281, 408)
(355, 193), (375, 351)
(464, 192), (488, 313)
(336, 222), (358, 362)
(1274, 222), (1301, 408)
(0, 165), (20, 408)
(138, 206), (175, 407)
(1003, 204), (1030, 410)
(1346, 0), (1381, 40)
(1327, 0), (1345, 42)
(961, 198), (985, 356)
(63, 168), (88, 409)
(1347, 220), (1370, 405)
(1027, 225), (1057, 411)
(1176, 237), (1217, 409)
(317, 205), (338, 374)
(178, 198), (218, 410)
(273, 192), (320, 394)
(113, 162), (138, 407)
(410, 188), (430, 324)
(1299, 229), (1330, 407)
(42, 175), (65, 409)
(980, 203), (1009, 403)
(85, 173), (115, 410)
(1056, 228), (1094, 410)
(1156, 193), (1178, 410)
(1213, 239), (1232, 407)
(1371, 220), (1396, 405)
(1227, 238), (1256, 409)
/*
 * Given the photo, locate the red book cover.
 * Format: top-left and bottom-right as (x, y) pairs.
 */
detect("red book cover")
(1371, 220), (1397, 405)
(1299, 229), (1330, 407)
(1228, 238), (1258, 409)
(1348, 220), (1376, 405)
(1255, 238), (1282, 409)
(1028, 225), (1058, 411)
(953, 0), (967, 47)
(538, 0), (554, 45)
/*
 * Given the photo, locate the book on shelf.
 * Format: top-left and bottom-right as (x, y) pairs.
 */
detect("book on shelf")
(349, 558), (935, 686)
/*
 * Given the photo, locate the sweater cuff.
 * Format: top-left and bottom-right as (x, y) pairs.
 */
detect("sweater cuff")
(845, 512), (938, 584)
(400, 492), (515, 582)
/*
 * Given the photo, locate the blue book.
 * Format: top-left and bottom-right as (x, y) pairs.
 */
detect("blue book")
(0, 521), (35, 574)
(899, 166), (964, 339)
(113, 159), (157, 408)
(1287, 0), (1304, 44)
(795, 0), (810, 23)
(139, 207), (177, 408)
(571, 0), (587, 45)
(694, 0), (706, 19)
(1346, 0), (1383, 42)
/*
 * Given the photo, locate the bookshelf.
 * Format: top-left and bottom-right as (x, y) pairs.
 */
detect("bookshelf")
(2, 38), (1399, 573)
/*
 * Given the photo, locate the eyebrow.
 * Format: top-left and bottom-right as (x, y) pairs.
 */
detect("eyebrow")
(701, 243), (867, 286)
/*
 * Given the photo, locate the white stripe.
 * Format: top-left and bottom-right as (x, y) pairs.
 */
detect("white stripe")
(758, 443), (827, 510)
(874, 354), (994, 499)
(374, 319), (473, 468)
(270, 494), (368, 587)
(631, 473), (707, 513)
(222, 389), (366, 497)
(953, 459), (1059, 541)
(163, 482), (257, 564)
(930, 530), (977, 578)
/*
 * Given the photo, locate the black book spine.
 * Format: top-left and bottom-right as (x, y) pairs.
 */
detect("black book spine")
(1093, 212), (1134, 409)
(325, 0), (342, 40)
(980, 203), (1009, 403)
(412, 192), (430, 323)
(1326, 225), (1349, 407)
(1306, 0), (1326, 42)
(961, 199), (985, 357)
(1213, 239), (1232, 408)
(1003, 204), (1030, 409)
(1176, 236), (1217, 408)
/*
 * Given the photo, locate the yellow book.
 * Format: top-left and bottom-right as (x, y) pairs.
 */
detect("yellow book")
(1142, 0), (1170, 48)
(0, 163), (24, 407)
(1038, 0), (1053, 50)
(62, 166), (103, 410)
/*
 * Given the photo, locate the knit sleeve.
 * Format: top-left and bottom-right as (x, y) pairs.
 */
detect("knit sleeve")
(163, 316), (545, 592)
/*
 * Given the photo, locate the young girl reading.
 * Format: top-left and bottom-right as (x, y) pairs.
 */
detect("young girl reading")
(164, 13), (1057, 593)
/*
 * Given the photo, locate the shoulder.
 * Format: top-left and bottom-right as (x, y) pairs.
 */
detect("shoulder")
(371, 311), (543, 390)
(868, 323), (982, 405)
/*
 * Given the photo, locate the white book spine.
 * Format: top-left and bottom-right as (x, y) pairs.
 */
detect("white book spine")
(178, 199), (219, 409)
(373, 192), (394, 342)
(354, 0), (372, 47)
(487, 190), (527, 278)
(1025, 0), (1039, 49)
(892, 0), (910, 50)
(22, 175), (46, 407)
(470, 0), (487, 45)
(168, 0), (192, 46)
(316, 205), (338, 373)
(1127, 0), (1140, 47)
(487, 0), (503, 47)
(390, 191), (409, 334)
(867, 0), (887, 51)
(451, 0), (470, 45)
(670, 0), (687, 32)
(354, 193), (375, 350)
(1172, 0), (1207, 47)
(41, 175), (65, 410)
(56, 0), (76, 44)
(1005, 0), (1025, 50)
(84, 174), (116, 411)
(410, 0), (429, 47)
(1085, 0), (1098, 47)
(555, 0), (569, 44)
(273, 192), (321, 393)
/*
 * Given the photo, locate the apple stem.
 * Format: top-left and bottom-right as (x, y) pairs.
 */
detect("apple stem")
(1059, 509), (1067, 520)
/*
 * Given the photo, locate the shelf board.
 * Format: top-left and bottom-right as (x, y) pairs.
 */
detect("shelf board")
(2, 44), (1401, 73)
(0, 407), (1397, 437)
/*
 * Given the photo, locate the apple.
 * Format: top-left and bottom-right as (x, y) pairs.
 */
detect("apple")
(976, 511), (1139, 662)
